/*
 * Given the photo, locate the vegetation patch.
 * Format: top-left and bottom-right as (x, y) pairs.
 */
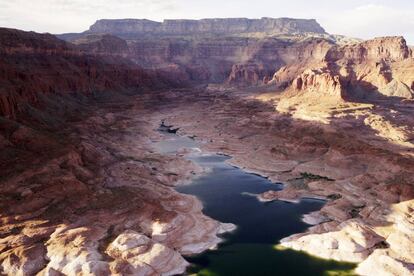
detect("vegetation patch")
(289, 178), (309, 190)
(300, 172), (334, 181)
(349, 208), (361, 218)
(327, 194), (342, 200)
(375, 241), (389, 249)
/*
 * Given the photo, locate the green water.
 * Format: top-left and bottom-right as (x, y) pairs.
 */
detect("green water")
(188, 244), (355, 276)
(155, 133), (357, 275)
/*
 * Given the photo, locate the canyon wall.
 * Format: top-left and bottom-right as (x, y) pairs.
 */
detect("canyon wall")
(0, 28), (178, 119)
(0, 29), (232, 275)
(69, 34), (336, 86)
(274, 36), (414, 112)
(64, 19), (414, 103)
(5, 20), (413, 121)
(57, 18), (335, 86)
(87, 17), (327, 37)
(1, 18), (414, 276)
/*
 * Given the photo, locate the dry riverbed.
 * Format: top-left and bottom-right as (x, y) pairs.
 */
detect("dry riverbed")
(155, 89), (414, 275)
(1, 89), (413, 275)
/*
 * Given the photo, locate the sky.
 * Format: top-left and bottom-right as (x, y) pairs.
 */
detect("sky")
(1, 0), (414, 44)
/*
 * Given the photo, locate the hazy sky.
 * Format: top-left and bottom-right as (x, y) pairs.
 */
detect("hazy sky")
(1, 0), (414, 43)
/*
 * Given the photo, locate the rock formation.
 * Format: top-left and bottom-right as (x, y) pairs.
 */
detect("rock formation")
(274, 36), (414, 119)
(158, 87), (414, 276)
(57, 19), (337, 86)
(1, 17), (414, 276)
(0, 90), (237, 275)
(0, 28), (170, 119)
(86, 17), (327, 38)
(0, 28), (233, 275)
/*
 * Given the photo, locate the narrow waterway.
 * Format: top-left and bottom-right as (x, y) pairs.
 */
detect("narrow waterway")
(154, 130), (356, 276)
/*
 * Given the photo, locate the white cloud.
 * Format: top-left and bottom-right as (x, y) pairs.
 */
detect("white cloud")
(0, 0), (414, 44)
(0, 0), (180, 33)
(320, 4), (414, 43)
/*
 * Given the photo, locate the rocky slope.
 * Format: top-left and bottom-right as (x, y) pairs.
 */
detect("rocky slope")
(0, 29), (238, 275)
(69, 34), (338, 86)
(1, 19), (414, 276)
(0, 28), (182, 119)
(0, 91), (239, 275)
(249, 36), (414, 275)
(275, 36), (414, 109)
(158, 87), (414, 276)
(58, 18), (337, 86)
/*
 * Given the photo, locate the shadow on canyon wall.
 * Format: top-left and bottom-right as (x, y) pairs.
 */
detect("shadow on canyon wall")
(1, 24), (414, 274)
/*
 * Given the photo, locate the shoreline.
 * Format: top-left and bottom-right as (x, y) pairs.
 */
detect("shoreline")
(153, 123), (346, 265)
(2, 89), (413, 275)
(153, 89), (414, 275)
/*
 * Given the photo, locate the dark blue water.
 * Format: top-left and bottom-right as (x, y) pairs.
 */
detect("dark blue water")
(155, 134), (356, 276)
(181, 154), (324, 245)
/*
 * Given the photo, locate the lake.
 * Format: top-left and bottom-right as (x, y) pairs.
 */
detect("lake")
(154, 132), (356, 276)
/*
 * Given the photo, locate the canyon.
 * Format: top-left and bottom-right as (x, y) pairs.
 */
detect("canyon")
(1, 17), (414, 276)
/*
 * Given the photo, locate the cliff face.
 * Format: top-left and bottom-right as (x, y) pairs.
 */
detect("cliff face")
(88, 17), (327, 37)
(68, 21), (414, 100)
(325, 36), (414, 100)
(73, 35), (283, 83)
(58, 18), (330, 86)
(73, 34), (337, 86)
(325, 36), (411, 63)
(254, 37), (414, 276)
(74, 34), (129, 54)
(2, 19), (414, 276)
(274, 36), (414, 110)
(0, 29), (172, 119)
(0, 29), (70, 54)
(5, 26), (412, 120)
(0, 28), (231, 276)
(291, 68), (344, 97)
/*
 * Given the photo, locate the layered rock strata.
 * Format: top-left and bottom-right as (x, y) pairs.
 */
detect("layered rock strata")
(0, 29), (233, 275)
(0, 91), (236, 275)
(2, 21), (414, 276)
(0, 28), (177, 119)
(59, 18), (335, 86)
(87, 17), (327, 37)
(275, 37), (414, 116)
(154, 88), (414, 276)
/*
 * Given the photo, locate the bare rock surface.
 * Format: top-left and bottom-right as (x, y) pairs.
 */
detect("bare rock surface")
(59, 19), (339, 87)
(2, 23), (414, 276)
(280, 219), (385, 262)
(155, 87), (414, 275)
(87, 17), (327, 37)
(0, 93), (235, 275)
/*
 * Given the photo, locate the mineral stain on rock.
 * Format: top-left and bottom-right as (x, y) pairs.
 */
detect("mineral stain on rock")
(1, 13), (414, 276)
(154, 132), (356, 275)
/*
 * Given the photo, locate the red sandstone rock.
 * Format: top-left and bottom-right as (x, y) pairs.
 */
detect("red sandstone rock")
(0, 28), (173, 119)
(1, 22), (414, 276)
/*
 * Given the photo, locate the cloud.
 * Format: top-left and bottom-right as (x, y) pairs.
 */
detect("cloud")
(320, 4), (414, 43)
(0, 0), (414, 44)
(0, 0), (180, 33)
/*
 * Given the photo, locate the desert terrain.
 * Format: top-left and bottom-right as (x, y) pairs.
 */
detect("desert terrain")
(1, 18), (414, 275)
